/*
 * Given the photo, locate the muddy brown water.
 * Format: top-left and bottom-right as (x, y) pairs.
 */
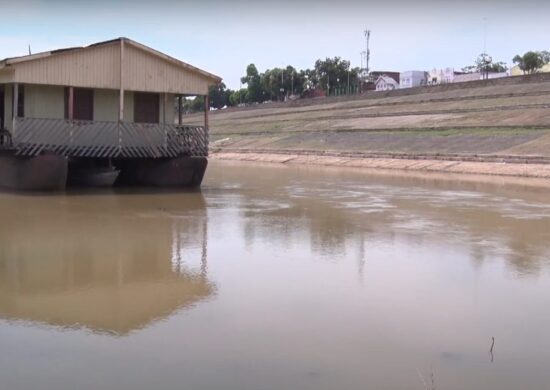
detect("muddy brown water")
(1, 160), (549, 390)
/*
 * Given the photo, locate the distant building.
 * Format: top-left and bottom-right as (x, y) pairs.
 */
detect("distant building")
(453, 72), (509, 83)
(362, 71), (400, 91)
(302, 88), (326, 99)
(375, 75), (399, 91)
(510, 64), (550, 76)
(427, 68), (465, 85)
(400, 71), (428, 88)
(453, 72), (483, 83)
(370, 71), (400, 84)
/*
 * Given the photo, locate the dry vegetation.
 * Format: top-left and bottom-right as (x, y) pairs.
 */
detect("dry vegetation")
(188, 76), (550, 158)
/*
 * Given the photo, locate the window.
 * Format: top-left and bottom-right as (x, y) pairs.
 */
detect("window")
(65, 88), (94, 121)
(134, 92), (159, 124)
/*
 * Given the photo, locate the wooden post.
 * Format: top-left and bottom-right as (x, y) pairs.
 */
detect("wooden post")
(119, 39), (125, 122)
(178, 95), (183, 125)
(163, 93), (167, 149)
(204, 95), (209, 129)
(68, 86), (74, 120)
(118, 39), (125, 153)
(12, 83), (18, 135)
(68, 86), (74, 146)
(163, 93), (166, 126)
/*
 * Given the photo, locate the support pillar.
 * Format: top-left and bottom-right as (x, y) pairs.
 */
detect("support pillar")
(12, 83), (18, 136)
(68, 86), (74, 120)
(119, 39), (125, 122)
(118, 39), (125, 153)
(204, 95), (209, 129)
(163, 93), (167, 149)
(163, 93), (167, 126)
(178, 95), (183, 125)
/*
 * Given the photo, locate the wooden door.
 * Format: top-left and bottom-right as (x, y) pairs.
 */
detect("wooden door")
(134, 92), (159, 124)
(0, 87), (4, 129)
(65, 88), (94, 121)
(74, 89), (93, 120)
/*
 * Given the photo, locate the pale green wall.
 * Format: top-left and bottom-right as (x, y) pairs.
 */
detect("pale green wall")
(2, 85), (177, 128)
(93, 89), (118, 121)
(24, 85), (65, 119)
(162, 93), (176, 125)
(94, 89), (137, 122)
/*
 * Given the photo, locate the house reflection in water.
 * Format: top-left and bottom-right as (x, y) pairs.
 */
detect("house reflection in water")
(0, 192), (214, 336)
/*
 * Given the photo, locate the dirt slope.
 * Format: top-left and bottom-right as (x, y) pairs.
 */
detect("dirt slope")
(188, 74), (550, 159)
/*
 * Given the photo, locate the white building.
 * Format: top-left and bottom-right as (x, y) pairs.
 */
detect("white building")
(452, 73), (482, 83)
(427, 68), (462, 85)
(375, 75), (399, 91)
(453, 71), (509, 83)
(400, 71), (428, 89)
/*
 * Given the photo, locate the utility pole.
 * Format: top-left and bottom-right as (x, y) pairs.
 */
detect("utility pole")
(280, 66), (285, 101)
(347, 65), (350, 95)
(482, 17), (487, 55)
(482, 17), (489, 81)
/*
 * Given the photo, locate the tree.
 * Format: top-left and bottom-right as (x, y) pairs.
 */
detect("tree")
(314, 57), (356, 95)
(208, 82), (233, 109)
(462, 53), (507, 74)
(229, 89), (247, 106)
(236, 57), (360, 104)
(189, 96), (205, 112)
(259, 66), (304, 102)
(300, 68), (317, 91)
(513, 51), (549, 75)
(241, 64), (263, 103)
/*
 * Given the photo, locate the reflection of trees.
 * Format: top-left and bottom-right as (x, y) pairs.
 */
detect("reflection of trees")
(0, 192), (213, 336)
(416, 202), (550, 276)
(240, 199), (353, 259)
(223, 162), (550, 278)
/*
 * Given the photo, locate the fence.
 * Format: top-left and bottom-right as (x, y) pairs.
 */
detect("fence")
(12, 118), (208, 158)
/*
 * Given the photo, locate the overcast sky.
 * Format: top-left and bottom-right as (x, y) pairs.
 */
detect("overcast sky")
(1, 0), (549, 89)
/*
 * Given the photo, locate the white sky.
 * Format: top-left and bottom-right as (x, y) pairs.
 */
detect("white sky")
(1, 0), (549, 89)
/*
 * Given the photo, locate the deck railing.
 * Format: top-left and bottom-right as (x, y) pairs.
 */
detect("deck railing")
(12, 118), (208, 158)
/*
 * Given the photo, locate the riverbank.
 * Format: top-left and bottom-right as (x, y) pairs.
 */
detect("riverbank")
(201, 75), (550, 182)
(211, 150), (550, 180)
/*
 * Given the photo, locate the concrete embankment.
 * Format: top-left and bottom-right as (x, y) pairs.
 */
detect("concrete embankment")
(211, 150), (550, 180)
(201, 74), (550, 181)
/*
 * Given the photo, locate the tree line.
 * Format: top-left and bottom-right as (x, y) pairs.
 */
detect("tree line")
(461, 50), (550, 75)
(185, 50), (550, 112)
(185, 57), (360, 112)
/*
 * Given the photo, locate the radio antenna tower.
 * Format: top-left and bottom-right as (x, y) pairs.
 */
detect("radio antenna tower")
(364, 29), (371, 75)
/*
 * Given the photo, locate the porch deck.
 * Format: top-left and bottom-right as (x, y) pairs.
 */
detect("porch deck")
(9, 118), (208, 158)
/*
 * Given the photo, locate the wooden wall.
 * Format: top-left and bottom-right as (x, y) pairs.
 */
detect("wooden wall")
(9, 40), (217, 95)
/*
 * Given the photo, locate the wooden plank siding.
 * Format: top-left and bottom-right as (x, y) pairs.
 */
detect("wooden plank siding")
(0, 68), (15, 83)
(6, 39), (218, 95)
(123, 44), (211, 95)
(14, 42), (120, 89)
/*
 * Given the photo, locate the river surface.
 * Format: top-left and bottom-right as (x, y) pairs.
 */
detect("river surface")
(1, 160), (550, 390)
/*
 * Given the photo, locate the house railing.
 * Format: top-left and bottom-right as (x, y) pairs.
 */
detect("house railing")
(12, 118), (208, 158)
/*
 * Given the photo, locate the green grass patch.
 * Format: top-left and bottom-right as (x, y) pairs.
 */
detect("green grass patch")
(368, 128), (550, 137)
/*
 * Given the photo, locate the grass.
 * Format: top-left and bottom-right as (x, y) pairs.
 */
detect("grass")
(373, 127), (550, 137)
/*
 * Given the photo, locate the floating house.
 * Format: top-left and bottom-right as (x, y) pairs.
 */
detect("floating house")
(0, 38), (221, 190)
